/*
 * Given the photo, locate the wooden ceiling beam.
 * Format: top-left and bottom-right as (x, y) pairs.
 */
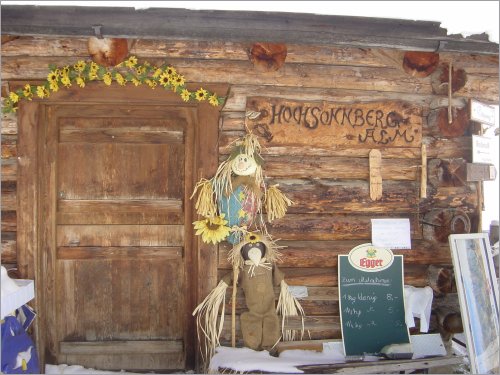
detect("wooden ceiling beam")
(1, 5), (498, 55)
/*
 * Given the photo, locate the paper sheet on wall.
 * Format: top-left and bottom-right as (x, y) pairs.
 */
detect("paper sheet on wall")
(371, 218), (411, 249)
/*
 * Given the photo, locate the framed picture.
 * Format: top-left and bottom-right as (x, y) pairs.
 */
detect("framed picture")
(449, 233), (499, 374)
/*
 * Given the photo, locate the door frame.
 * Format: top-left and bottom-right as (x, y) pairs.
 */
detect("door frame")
(16, 83), (228, 370)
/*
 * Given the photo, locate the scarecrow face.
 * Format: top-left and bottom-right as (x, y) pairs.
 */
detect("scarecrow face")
(241, 240), (267, 266)
(231, 153), (258, 176)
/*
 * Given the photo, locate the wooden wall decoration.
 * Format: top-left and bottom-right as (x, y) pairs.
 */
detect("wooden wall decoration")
(245, 97), (423, 148)
(87, 37), (129, 67)
(248, 43), (287, 72)
(369, 149), (382, 200)
(402, 51), (439, 78)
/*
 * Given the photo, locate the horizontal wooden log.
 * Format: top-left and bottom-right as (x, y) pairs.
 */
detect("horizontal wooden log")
(218, 265), (429, 287)
(6, 37), (496, 73)
(220, 130), (422, 158)
(419, 186), (478, 212)
(218, 240), (453, 269)
(1, 181), (16, 210)
(1, 144), (17, 159)
(223, 286), (339, 316)
(219, 315), (341, 343)
(1, 232), (16, 263)
(262, 179), (419, 214)
(1, 211), (16, 232)
(262, 213), (421, 241)
(2, 56), (497, 101)
(258, 156), (420, 181)
(1, 159), (17, 182)
(57, 246), (183, 260)
(1, 113), (17, 135)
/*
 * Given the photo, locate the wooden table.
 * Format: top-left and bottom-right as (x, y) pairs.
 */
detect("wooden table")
(297, 355), (465, 374)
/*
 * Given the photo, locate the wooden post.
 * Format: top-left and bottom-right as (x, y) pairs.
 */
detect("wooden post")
(231, 266), (239, 347)
(421, 144), (427, 198)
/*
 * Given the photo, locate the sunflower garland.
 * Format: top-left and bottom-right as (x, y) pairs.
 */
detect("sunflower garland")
(1, 55), (225, 114)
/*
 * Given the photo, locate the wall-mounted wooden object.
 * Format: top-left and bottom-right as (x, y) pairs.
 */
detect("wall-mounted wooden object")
(402, 51), (439, 77)
(369, 149), (382, 200)
(431, 64), (467, 95)
(88, 37), (129, 67)
(428, 107), (470, 137)
(248, 42), (287, 72)
(423, 208), (471, 243)
(420, 145), (427, 198)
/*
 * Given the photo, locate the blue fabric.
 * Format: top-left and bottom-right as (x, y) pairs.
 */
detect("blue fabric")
(1, 315), (39, 374)
(218, 185), (258, 244)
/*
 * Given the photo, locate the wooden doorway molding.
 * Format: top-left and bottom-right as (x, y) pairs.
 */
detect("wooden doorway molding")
(17, 83), (228, 371)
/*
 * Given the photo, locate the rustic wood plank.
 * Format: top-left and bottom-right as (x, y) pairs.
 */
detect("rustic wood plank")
(260, 213), (421, 241)
(218, 240), (453, 268)
(2, 6), (498, 54)
(60, 340), (183, 355)
(261, 156), (420, 181)
(2, 57), (497, 100)
(56, 225), (184, 246)
(57, 246), (183, 260)
(59, 127), (184, 143)
(1, 113), (18, 135)
(1, 232), (16, 263)
(245, 98), (423, 149)
(1, 181), (17, 210)
(218, 265), (428, 287)
(58, 199), (182, 213)
(297, 355), (465, 373)
(3, 37), (497, 73)
(263, 179), (419, 214)
(57, 212), (183, 225)
(1, 211), (16, 232)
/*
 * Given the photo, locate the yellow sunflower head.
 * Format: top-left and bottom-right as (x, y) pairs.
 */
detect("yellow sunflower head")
(245, 233), (261, 244)
(193, 214), (230, 245)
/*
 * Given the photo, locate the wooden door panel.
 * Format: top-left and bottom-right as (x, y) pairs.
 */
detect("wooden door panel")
(49, 102), (193, 370)
(57, 143), (184, 200)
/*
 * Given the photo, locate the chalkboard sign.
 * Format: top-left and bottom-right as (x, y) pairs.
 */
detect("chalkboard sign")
(338, 244), (410, 356)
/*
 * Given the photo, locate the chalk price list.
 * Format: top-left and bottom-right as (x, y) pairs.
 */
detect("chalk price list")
(341, 276), (404, 330)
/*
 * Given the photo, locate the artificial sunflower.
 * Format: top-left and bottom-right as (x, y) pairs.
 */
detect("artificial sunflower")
(124, 56), (138, 68)
(208, 94), (219, 106)
(115, 73), (126, 86)
(159, 72), (171, 87)
(36, 86), (49, 99)
(103, 73), (112, 86)
(181, 89), (191, 102)
(76, 76), (86, 88)
(9, 92), (19, 103)
(74, 60), (86, 72)
(193, 214), (231, 245)
(195, 88), (208, 101)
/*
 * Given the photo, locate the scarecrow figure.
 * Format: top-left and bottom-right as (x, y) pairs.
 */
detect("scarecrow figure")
(193, 233), (305, 362)
(191, 133), (293, 245)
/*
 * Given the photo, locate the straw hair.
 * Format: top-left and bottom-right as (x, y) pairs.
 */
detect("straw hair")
(227, 232), (283, 270)
(191, 178), (217, 217)
(192, 280), (229, 365)
(265, 184), (293, 222)
(276, 280), (306, 341)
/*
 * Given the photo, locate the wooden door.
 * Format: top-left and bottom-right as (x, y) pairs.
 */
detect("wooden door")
(21, 85), (223, 372)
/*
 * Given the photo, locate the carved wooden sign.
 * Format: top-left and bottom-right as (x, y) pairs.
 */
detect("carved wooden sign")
(245, 97), (422, 148)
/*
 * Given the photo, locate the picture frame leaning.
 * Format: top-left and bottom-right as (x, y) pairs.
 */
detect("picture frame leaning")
(449, 233), (499, 374)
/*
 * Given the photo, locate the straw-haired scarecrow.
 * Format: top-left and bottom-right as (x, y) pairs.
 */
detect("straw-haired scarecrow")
(191, 132), (293, 245)
(193, 232), (305, 362)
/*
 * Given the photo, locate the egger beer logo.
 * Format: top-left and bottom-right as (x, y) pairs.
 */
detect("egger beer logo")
(348, 243), (394, 272)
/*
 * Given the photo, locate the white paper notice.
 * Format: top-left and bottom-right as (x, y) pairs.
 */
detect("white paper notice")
(371, 218), (411, 249)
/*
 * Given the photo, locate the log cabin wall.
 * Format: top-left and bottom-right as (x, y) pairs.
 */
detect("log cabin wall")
(1, 36), (499, 344)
